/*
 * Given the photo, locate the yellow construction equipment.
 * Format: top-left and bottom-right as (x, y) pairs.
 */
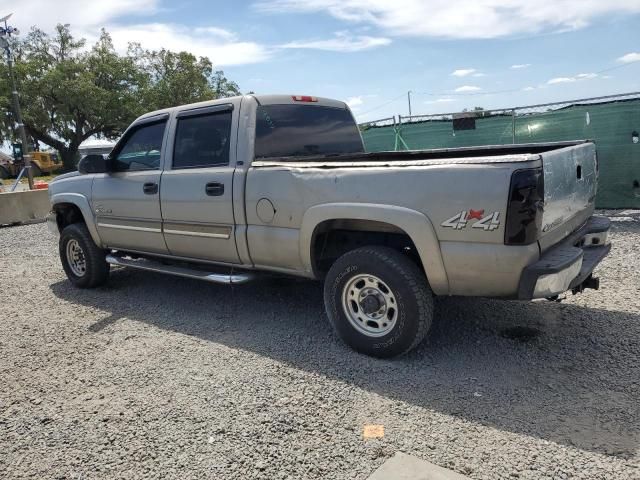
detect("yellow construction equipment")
(0, 151), (62, 178)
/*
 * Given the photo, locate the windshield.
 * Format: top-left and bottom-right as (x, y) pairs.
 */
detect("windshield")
(254, 104), (364, 159)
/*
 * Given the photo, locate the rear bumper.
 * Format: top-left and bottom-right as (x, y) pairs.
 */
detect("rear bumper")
(518, 215), (611, 300)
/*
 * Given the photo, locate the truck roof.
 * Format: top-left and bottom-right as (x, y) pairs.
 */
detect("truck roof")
(136, 94), (349, 123)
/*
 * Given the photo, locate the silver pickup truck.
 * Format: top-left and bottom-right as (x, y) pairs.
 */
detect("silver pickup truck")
(48, 94), (611, 357)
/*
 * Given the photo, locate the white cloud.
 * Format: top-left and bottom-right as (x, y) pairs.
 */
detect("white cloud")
(522, 86), (536, 91)
(511, 64), (531, 69)
(256, 0), (640, 39)
(451, 68), (476, 77)
(103, 23), (271, 66)
(576, 72), (598, 79)
(547, 73), (598, 84)
(617, 52), (640, 63)
(280, 32), (390, 52)
(0, 0), (157, 31)
(192, 27), (237, 41)
(4, 0), (271, 66)
(548, 77), (575, 84)
(346, 96), (364, 108)
(455, 86), (482, 93)
(425, 98), (455, 104)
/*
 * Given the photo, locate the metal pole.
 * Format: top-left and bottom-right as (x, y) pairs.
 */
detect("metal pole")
(511, 109), (516, 144)
(407, 91), (412, 117)
(6, 47), (34, 189)
(2, 16), (33, 190)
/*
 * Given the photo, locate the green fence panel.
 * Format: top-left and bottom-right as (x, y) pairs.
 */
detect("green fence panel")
(361, 98), (640, 208)
(513, 100), (640, 208)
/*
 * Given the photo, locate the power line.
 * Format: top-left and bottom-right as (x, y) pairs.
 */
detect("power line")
(594, 58), (640, 74)
(418, 88), (521, 97)
(356, 58), (640, 117)
(357, 92), (406, 116)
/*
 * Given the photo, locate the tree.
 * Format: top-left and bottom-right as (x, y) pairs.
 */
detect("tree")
(129, 45), (240, 111)
(211, 70), (241, 99)
(1, 24), (241, 169)
(0, 26), (143, 168)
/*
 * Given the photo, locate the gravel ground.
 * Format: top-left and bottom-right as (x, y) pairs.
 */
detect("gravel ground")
(0, 212), (639, 480)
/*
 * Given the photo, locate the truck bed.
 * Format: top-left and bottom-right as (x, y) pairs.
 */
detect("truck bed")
(253, 140), (597, 253)
(252, 140), (591, 167)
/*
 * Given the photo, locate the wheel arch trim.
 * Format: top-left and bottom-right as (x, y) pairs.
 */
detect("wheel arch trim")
(300, 203), (449, 295)
(51, 193), (102, 246)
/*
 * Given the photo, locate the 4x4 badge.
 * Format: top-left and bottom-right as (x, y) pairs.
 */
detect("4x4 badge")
(442, 210), (500, 231)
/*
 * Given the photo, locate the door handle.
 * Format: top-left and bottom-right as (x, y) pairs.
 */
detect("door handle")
(205, 182), (224, 196)
(143, 182), (158, 195)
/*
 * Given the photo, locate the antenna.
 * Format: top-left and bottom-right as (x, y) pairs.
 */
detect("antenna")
(0, 13), (12, 24)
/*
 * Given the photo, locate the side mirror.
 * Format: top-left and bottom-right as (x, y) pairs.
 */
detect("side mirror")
(78, 154), (110, 174)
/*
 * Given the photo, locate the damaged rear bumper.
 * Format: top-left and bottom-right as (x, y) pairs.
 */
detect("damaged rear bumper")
(518, 215), (611, 300)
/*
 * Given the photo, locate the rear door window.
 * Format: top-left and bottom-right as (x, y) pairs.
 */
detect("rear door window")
(255, 105), (364, 159)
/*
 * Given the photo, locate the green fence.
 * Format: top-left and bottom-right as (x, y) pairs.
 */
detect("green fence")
(360, 93), (640, 208)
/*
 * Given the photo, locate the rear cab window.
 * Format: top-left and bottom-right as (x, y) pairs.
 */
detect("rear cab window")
(254, 104), (364, 160)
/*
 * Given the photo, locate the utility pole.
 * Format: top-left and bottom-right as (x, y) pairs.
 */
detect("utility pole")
(1, 13), (34, 189)
(407, 90), (412, 117)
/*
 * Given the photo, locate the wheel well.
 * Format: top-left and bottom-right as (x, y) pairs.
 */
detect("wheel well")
(311, 219), (422, 277)
(53, 203), (85, 232)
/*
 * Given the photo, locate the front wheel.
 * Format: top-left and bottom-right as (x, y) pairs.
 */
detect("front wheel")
(324, 246), (433, 358)
(59, 223), (109, 288)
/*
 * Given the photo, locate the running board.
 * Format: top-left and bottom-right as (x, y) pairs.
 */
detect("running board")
(105, 254), (253, 285)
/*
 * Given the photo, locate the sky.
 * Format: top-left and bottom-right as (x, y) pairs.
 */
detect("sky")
(2, 0), (640, 123)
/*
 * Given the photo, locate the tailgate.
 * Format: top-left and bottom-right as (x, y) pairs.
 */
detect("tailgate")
(539, 142), (597, 251)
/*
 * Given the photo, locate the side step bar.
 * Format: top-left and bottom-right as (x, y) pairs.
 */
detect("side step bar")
(105, 254), (253, 285)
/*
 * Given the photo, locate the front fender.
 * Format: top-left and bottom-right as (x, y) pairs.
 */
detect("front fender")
(50, 193), (102, 246)
(300, 203), (449, 295)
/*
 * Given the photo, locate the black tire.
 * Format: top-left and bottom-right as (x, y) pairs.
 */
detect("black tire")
(0, 166), (9, 179)
(324, 246), (433, 358)
(30, 163), (42, 177)
(59, 223), (109, 288)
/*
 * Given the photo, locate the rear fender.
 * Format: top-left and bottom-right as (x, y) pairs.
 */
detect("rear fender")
(300, 203), (449, 295)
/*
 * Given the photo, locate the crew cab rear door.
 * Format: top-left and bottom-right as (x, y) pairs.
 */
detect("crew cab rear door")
(160, 103), (240, 263)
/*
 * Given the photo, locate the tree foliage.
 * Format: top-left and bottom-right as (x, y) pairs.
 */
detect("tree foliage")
(130, 45), (240, 111)
(0, 24), (241, 168)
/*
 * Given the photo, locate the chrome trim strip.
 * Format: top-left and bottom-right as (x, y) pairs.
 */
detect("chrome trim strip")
(163, 228), (230, 239)
(109, 248), (242, 268)
(97, 223), (162, 233)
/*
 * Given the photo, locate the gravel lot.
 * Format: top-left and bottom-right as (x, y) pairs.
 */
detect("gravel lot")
(1, 212), (639, 480)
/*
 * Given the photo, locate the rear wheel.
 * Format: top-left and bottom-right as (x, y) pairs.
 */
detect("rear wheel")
(324, 246), (433, 358)
(59, 223), (109, 288)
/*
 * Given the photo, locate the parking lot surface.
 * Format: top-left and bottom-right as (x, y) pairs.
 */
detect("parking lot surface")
(0, 212), (638, 479)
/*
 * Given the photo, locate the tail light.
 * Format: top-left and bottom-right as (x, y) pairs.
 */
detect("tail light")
(505, 167), (544, 245)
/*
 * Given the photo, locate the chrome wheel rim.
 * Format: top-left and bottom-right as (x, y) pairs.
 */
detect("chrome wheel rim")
(342, 273), (398, 337)
(66, 239), (87, 277)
